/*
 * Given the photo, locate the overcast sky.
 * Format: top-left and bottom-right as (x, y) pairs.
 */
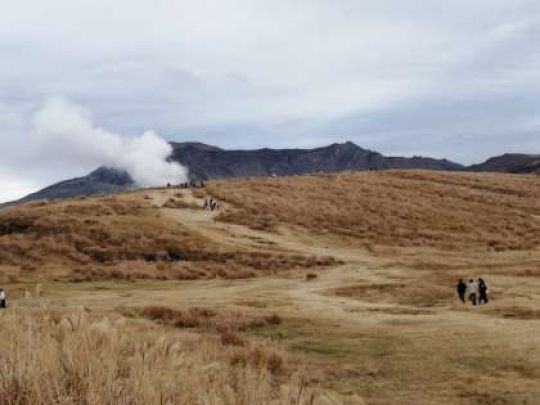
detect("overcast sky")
(1, 0), (539, 202)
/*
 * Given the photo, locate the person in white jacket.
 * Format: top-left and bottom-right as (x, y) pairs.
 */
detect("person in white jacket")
(0, 288), (6, 309)
(467, 279), (478, 306)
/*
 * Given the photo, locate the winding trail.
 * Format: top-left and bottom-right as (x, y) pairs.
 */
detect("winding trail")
(142, 189), (433, 322)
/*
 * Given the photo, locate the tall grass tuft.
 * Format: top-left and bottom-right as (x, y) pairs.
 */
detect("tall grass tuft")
(0, 305), (333, 404)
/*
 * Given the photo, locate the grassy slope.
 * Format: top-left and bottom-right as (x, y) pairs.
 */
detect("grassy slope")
(209, 170), (540, 251)
(1, 170), (540, 404)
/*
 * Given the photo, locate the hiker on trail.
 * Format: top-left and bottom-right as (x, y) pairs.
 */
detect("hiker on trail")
(204, 198), (213, 213)
(467, 279), (478, 306)
(478, 278), (489, 304)
(0, 288), (7, 309)
(456, 278), (467, 304)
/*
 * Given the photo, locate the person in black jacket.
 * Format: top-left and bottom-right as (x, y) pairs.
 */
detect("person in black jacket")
(478, 278), (489, 304)
(456, 279), (467, 304)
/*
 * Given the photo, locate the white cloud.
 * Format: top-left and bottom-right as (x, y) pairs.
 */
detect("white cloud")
(0, 175), (39, 204)
(31, 98), (188, 186)
(0, 98), (188, 202)
(0, 0), (539, 201)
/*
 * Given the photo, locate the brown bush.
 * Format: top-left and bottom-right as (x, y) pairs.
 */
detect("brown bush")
(162, 197), (187, 208)
(264, 313), (282, 325)
(220, 331), (248, 346)
(140, 306), (200, 328)
(131, 305), (283, 333)
(228, 345), (287, 374)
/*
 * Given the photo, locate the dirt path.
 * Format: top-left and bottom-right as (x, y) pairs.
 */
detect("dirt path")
(152, 189), (377, 260)
(142, 189), (434, 321)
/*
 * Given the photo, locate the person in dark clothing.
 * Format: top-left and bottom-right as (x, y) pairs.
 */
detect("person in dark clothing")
(478, 278), (489, 304)
(456, 279), (467, 304)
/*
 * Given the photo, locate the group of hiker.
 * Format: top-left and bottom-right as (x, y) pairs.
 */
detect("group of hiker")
(167, 180), (206, 189)
(456, 278), (489, 305)
(203, 197), (220, 212)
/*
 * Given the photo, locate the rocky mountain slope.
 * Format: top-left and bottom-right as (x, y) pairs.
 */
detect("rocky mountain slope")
(169, 141), (463, 179)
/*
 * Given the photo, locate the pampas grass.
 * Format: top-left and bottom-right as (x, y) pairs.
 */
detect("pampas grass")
(0, 303), (329, 405)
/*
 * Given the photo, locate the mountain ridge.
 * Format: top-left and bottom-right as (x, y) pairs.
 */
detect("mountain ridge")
(4, 141), (538, 206)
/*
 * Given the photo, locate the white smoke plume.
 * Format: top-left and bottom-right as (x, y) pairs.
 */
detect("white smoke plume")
(31, 98), (188, 186)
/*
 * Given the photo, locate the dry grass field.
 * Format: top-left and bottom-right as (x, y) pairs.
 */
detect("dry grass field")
(1, 170), (540, 404)
(209, 170), (540, 251)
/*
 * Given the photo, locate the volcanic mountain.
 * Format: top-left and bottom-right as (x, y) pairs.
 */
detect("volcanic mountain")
(4, 141), (538, 205)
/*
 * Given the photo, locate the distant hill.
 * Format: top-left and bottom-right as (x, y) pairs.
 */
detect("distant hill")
(4, 141), (538, 206)
(469, 153), (540, 173)
(7, 167), (134, 207)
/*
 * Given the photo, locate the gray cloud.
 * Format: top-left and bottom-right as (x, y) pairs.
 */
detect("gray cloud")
(0, 0), (539, 201)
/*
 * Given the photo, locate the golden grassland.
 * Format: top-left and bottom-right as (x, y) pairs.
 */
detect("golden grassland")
(0, 170), (540, 404)
(209, 170), (540, 251)
(0, 195), (337, 284)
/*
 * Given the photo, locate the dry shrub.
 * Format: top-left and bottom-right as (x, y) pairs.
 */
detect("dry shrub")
(228, 345), (288, 374)
(191, 189), (207, 199)
(132, 305), (283, 334)
(306, 272), (318, 281)
(216, 265), (257, 279)
(70, 262), (204, 282)
(140, 305), (200, 327)
(233, 252), (340, 272)
(220, 330), (248, 346)
(264, 313), (282, 325)
(162, 197), (187, 208)
(66, 251), (334, 282)
(0, 305), (328, 404)
(212, 307), (275, 332)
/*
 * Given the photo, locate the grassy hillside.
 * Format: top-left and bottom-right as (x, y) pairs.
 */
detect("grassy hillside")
(0, 193), (336, 284)
(1, 171), (539, 404)
(209, 170), (540, 251)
